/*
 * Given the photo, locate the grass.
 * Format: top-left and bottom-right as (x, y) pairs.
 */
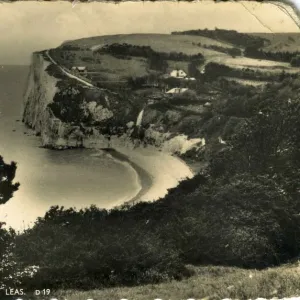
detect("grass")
(94, 54), (149, 80)
(252, 32), (300, 53)
(51, 49), (149, 82)
(48, 263), (300, 300)
(221, 56), (292, 68)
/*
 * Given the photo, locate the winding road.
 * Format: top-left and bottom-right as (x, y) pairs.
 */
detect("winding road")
(45, 50), (94, 87)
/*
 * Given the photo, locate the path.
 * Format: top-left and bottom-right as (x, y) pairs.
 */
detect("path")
(45, 50), (94, 87)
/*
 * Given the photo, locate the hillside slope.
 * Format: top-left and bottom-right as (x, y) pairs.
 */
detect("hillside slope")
(14, 30), (300, 296)
(23, 31), (300, 164)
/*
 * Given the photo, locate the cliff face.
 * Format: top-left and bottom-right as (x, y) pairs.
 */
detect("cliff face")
(23, 52), (204, 154)
(23, 54), (59, 143)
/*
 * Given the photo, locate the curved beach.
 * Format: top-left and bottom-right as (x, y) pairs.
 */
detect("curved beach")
(102, 149), (152, 207)
(105, 146), (195, 207)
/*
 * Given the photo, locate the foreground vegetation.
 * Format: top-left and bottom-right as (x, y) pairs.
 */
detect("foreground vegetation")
(1, 73), (299, 294)
(1, 30), (300, 297)
(53, 264), (300, 300)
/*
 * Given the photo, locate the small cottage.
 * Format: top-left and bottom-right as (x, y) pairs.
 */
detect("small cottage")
(170, 69), (187, 78)
(166, 87), (189, 94)
(71, 66), (87, 74)
(204, 102), (212, 107)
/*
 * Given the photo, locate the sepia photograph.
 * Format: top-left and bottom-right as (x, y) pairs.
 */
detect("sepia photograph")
(0, 0), (300, 299)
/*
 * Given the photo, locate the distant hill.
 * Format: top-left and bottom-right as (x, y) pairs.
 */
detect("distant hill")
(53, 31), (300, 87)
(252, 32), (300, 52)
(172, 28), (270, 48)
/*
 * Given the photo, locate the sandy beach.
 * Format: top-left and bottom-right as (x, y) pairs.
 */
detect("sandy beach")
(102, 149), (152, 206)
(105, 146), (195, 208)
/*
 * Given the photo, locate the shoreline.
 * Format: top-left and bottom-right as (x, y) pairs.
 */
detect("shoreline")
(0, 143), (195, 231)
(101, 145), (196, 206)
(101, 148), (153, 206)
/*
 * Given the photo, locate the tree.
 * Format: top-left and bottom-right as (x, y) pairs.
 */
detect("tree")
(0, 156), (19, 206)
(148, 53), (168, 73)
(187, 60), (201, 78)
(290, 55), (300, 67)
(0, 155), (19, 289)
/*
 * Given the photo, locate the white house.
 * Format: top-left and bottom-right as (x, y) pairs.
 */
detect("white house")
(71, 66), (87, 74)
(166, 88), (189, 94)
(170, 69), (187, 78)
(218, 136), (226, 145)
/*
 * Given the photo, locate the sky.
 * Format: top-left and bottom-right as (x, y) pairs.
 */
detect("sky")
(0, 0), (299, 65)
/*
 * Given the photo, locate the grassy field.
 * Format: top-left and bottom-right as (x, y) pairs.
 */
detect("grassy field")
(252, 32), (300, 53)
(222, 77), (269, 87)
(51, 263), (300, 300)
(64, 34), (235, 54)
(221, 56), (291, 68)
(90, 54), (149, 81)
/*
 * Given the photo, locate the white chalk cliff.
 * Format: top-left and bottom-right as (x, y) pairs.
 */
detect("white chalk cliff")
(23, 52), (205, 154)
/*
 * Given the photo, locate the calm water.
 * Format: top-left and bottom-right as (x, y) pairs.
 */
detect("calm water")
(0, 65), (139, 230)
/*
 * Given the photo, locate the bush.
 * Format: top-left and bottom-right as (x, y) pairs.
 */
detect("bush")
(0, 156), (25, 290)
(48, 84), (89, 124)
(169, 90), (198, 105)
(15, 205), (188, 290)
(290, 55), (300, 67)
(0, 156), (19, 205)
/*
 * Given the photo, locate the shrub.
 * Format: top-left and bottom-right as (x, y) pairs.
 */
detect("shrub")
(15, 206), (188, 290)
(290, 55), (300, 67)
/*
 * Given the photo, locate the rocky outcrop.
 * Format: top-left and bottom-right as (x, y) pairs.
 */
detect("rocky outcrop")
(23, 52), (205, 154)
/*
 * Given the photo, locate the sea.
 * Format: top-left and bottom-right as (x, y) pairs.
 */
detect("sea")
(0, 65), (140, 231)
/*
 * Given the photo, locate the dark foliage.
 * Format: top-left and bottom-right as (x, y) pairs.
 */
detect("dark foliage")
(15, 205), (190, 290)
(48, 84), (90, 124)
(203, 62), (294, 82)
(0, 156), (19, 288)
(195, 42), (242, 57)
(148, 52), (168, 72)
(97, 43), (204, 69)
(61, 45), (81, 51)
(81, 56), (95, 63)
(169, 90), (198, 105)
(290, 55), (300, 67)
(244, 46), (300, 63)
(188, 59), (202, 78)
(0, 156), (19, 206)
